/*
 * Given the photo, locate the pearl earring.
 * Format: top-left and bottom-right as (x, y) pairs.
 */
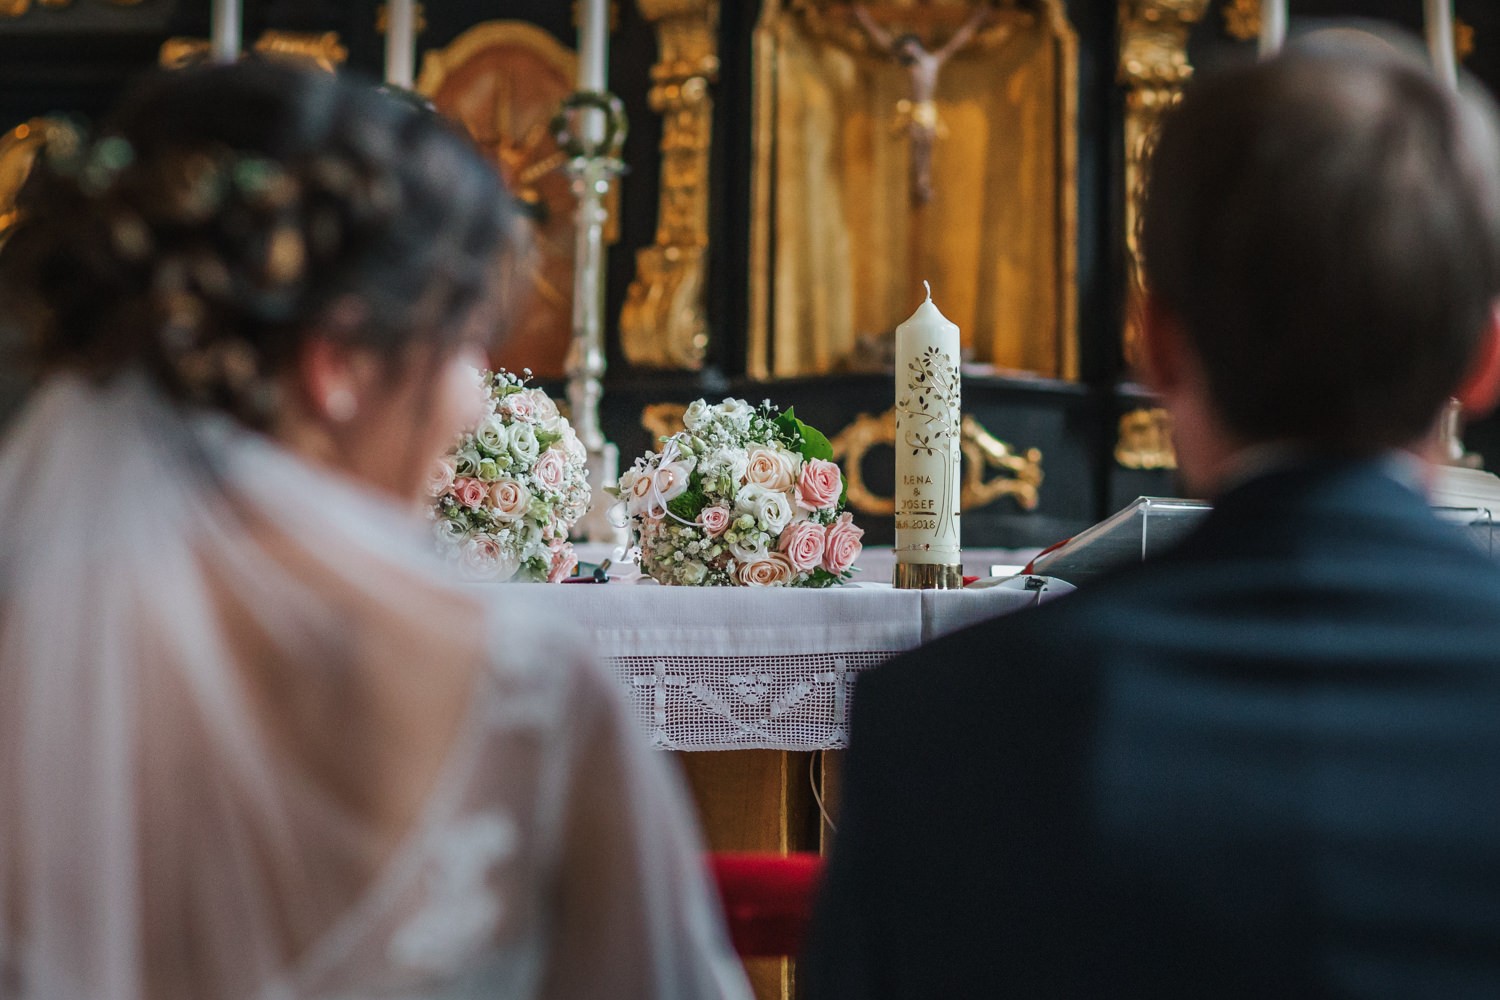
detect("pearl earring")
(325, 388), (358, 422)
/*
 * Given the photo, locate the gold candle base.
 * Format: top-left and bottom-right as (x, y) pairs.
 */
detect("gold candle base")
(893, 563), (965, 590)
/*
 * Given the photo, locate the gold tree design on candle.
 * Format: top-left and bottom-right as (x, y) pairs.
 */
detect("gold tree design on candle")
(897, 344), (960, 539)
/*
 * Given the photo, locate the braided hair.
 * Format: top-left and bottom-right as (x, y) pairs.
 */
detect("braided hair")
(0, 60), (519, 429)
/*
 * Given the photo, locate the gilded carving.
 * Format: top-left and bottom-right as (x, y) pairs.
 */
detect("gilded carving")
(1223, 2), (1475, 62)
(640, 402), (688, 444)
(2, 0), (140, 16)
(0, 119), (68, 246)
(1117, 0), (1209, 365)
(160, 32), (347, 71)
(1115, 407), (1176, 470)
(830, 408), (1042, 517)
(619, 0), (719, 369)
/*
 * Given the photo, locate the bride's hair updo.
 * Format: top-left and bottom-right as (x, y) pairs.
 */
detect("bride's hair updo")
(0, 60), (517, 428)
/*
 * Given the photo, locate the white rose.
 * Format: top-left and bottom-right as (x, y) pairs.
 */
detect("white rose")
(706, 447), (749, 487)
(728, 531), (769, 563)
(683, 399), (711, 431)
(453, 444), (483, 477)
(715, 398), (754, 430)
(735, 482), (792, 535)
(508, 422), (540, 465)
(460, 535), (519, 582)
(561, 425), (587, 463)
(474, 415), (509, 456)
(651, 459), (695, 506)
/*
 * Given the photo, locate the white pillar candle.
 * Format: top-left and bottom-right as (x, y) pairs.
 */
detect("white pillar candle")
(385, 0), (416, 89)
(210, 0), (241, 63)
(1426, 0), (1458, 89)
(1259, 0), (1287, 59)
(894, 282), (963, 589)
(577, 0), (609, 146)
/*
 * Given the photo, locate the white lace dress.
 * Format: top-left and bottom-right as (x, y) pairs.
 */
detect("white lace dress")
(0, 376), (751, 1000)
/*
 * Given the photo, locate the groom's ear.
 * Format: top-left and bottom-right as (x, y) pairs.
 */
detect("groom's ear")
(1455, 301), (1500, 421)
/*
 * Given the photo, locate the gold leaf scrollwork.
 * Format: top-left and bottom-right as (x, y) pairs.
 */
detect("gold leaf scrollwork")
(0, 118), (71, 247)
(160, 32), (348, 71)
(1117, 0), (1209, 365)
(640, 402), (688, 444)
(1115, 406), (1176, 470)
(830, 408), (1042, 517)
(619, 0), (719, 369)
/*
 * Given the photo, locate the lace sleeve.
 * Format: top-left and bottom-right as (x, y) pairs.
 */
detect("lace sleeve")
(534, 654), (752, 1000)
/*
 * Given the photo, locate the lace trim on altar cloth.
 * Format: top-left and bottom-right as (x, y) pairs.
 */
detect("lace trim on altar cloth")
(608, 652), (889, 751)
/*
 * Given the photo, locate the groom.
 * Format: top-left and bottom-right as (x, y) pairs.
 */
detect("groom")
(803, 42), (1500, 999)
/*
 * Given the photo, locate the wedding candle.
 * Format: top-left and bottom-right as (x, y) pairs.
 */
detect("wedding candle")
(210, 0), (240, 63)
(1426, 0), (1458, 89)
(893, 282), (963, 589)
(1259, 0), (1287, 59)
(577, 0), (609, 147)
(385, 0), (416, 89)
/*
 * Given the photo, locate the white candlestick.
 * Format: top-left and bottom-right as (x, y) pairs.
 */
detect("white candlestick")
(1426, 0), (1458, 89)
(210, 0), (240, 63)
(894, 282), (963, 589)
(1259, 0), (1287, 59)
(385, 0), (416, 89)
(577, 0), (609, 147)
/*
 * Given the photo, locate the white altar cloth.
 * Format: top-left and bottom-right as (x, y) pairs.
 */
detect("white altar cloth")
(528, 582), (1047, 751)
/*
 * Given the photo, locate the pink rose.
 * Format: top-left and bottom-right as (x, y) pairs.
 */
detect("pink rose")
(488, 478), (532, 521)
(822, 512), (864, 576)
(795, 458), (843, 511)
(698, 505), (732, 537)
(427, 456), (457, 498)
(778, 519), (826, 573)
(460, 535), (518, 582)
(737, 553), (796, 587)
(745, 447), (798, 492)
(455, 477), (486, 509)
(548, 540), (578, 583)
(500, 391), (534, 421)
(531, 449), (568, 493)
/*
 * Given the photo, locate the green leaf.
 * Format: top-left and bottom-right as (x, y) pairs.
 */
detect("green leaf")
(795, 418), (834, 461)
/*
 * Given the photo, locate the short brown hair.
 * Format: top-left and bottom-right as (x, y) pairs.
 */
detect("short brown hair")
(1140, 44), (1500, 451)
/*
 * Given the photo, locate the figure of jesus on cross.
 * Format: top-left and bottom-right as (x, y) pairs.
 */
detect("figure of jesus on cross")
(853, 3), (992, 206)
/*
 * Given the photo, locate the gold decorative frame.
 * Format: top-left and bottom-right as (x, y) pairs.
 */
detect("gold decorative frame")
(830, 408), (1042, 517)
(0, 118), (68, 245)
(1117, 0), (1209, 363)
(619, 0), (720, 369)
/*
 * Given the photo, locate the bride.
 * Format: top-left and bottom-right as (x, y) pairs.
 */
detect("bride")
(0, 61), (749, 1000)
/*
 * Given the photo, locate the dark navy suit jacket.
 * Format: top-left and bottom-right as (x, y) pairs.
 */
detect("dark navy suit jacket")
(803, 459), (1500, 999)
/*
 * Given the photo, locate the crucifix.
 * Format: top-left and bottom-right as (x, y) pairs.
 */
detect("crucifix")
(852, 3), (992, 206)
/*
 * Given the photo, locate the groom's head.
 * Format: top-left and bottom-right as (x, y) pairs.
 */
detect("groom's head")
(1139, 41), (1500, 492)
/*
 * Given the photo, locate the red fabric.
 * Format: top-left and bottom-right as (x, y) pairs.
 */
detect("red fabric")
(709, 852), (825, 958)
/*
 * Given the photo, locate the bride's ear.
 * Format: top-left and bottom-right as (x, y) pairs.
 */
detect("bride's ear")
(297, 337), (377, 425)
(1455, 301), (1500, 420)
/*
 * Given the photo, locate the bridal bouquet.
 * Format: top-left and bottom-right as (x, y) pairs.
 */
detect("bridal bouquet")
(429, 369), (591, 582)
(613, 398), (864, 587)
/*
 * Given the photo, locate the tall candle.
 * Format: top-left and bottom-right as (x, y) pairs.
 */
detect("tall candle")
(1426, 0), (1458, 89)
(577, 0), (609, 146)
(893, 282), (963, 589)
(385, 0), (416, 89)
(1259, 0), (1287, 59)
(210, 0), (240, 63)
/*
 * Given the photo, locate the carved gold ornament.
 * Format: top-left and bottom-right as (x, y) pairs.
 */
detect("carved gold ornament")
(640, 402), (688, 443)
(1117, 0), (1209, 366)
(0, 119), (69, 246)
(2, 0), (140, 17)
(1115, 407), (1176, 470)
(160, 32), (347, 71)
(619, 0), (719, 369)
(1222, 2), (1474, 63)
(830, 408), (1042, 517)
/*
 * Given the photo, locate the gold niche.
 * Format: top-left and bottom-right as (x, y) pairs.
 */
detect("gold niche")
(830, 408), (1042, 517)
(620, 0), (720, 369)
(1117, 0), (1209, 366)
(749, 0), (1078, 380)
